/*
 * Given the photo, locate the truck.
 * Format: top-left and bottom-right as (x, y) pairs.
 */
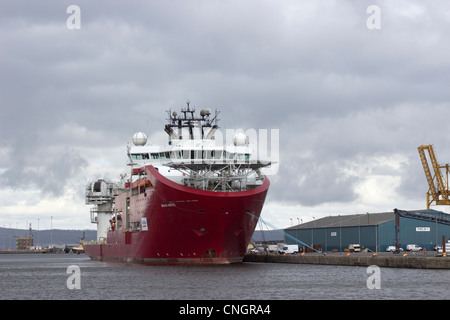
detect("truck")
(279, 244), (299, 254)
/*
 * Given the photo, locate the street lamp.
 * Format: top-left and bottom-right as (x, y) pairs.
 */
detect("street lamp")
(50, 216), (53, 249)
(37, 218), (40, 248)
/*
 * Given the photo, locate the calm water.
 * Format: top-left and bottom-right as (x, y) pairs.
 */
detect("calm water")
(0, 253), (449, 300)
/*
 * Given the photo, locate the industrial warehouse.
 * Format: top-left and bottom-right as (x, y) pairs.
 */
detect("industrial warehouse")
(281, 145), (450, 253)
(246, 146), (450, 268)
(283, 209), (450, 252)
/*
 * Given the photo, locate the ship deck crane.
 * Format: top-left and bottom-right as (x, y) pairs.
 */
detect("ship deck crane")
(417, 145), (450, 209)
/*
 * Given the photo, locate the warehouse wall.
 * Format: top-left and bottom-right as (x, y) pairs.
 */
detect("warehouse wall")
(285, 226), (377, 252)
(379, 218), (450, 251)
(286, 218), (450, 253)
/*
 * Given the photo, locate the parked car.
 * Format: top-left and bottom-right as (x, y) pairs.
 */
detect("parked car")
(348, 244), (361, 252)
(386, 246), (403, 252)
(435, 242), (450, 254)
(406, 244), (422, 252)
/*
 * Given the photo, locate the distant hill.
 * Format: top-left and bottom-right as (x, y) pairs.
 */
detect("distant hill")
(0, 227), (284, 250)
(0, 227), (96, 250)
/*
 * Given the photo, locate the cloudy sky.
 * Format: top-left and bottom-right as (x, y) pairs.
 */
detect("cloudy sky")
(1, 0), (450, 231)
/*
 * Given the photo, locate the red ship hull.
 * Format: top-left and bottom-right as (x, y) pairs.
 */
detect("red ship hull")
(84, 165), (269, 264)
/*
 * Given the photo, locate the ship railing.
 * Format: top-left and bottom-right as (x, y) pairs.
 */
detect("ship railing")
(182, 167), (265, 192)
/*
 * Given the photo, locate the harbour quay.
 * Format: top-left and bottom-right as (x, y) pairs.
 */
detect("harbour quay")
(243, 252), (450, 269)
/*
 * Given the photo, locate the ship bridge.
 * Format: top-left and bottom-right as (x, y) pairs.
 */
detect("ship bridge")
(126, 102), (273, 191)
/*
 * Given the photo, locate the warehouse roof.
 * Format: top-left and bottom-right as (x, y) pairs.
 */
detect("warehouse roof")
(285, 209), (446, 230)
(251, 230), (284, 242)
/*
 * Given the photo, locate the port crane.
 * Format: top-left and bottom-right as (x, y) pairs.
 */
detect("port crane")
(417, 145), (450, 209)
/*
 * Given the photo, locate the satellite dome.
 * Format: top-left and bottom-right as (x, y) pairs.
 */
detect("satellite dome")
(132, 132), (147, 146)
(233, 132), (247, 146)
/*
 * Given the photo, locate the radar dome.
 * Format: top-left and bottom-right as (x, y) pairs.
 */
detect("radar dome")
(132, 132), (147, 146)
(233, 132), (247, 146)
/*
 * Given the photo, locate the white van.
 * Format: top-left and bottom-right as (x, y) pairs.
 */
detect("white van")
(279, 244), (299, 254)
(406, 244), (422, 252)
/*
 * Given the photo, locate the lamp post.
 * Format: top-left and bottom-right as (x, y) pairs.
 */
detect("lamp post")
(50, 216), (53, 249)
(312, 217), (315, 247)
(37, 219), (40, 248)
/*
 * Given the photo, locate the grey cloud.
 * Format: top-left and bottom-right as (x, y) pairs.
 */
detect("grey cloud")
(0, 144), (87, 197)
(1, 0), (450, 213)
(269, 156), (361, 206)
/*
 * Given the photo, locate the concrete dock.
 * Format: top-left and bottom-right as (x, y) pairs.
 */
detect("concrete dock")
(243, 252), (450, 269)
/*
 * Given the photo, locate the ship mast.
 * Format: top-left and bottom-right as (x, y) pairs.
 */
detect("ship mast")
(165, 101), (220, 142)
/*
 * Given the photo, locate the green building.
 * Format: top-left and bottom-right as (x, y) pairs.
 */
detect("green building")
(284, 209), (450, 252)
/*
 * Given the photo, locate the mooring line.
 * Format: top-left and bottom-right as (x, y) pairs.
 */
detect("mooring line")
(246, 211), (324, 255)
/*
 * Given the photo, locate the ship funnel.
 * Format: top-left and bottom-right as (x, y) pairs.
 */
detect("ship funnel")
(164, 125), (179, 139)
(205, 125), (219, 139)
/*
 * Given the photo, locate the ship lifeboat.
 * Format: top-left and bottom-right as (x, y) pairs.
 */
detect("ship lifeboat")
(132, 178), (152, 189)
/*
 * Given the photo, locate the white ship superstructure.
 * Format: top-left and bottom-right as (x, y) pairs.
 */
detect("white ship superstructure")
(126, 102), (269, 191)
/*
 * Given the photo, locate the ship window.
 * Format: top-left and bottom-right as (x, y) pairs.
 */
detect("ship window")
(159, 152), (170, 159)
(131, 221), (141, 232)
(194, 150), (204, 160)
(151, 153), (159, 159)
(235, 153), (249, 161)
(204, 150), (217, 160)
(116, 213), (123, 230)
(131, 153), (149, 160)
